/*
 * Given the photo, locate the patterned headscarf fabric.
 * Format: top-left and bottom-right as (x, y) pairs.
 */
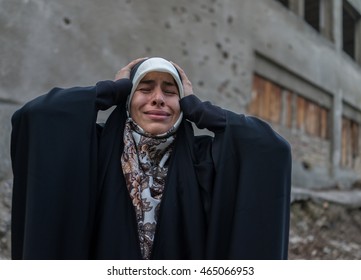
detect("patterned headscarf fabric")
(121, 119), (176, 259)
(120, 57), (183, 259)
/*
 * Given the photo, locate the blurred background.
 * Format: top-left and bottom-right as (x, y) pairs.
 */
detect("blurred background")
(0, 0), (360, 259)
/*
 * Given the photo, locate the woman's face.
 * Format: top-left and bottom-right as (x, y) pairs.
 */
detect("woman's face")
(130, 71), (181, 135)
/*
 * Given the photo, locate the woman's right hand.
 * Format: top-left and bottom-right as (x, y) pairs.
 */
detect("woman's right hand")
(114, 57), (148, 81)
(171, 61), (194, 97)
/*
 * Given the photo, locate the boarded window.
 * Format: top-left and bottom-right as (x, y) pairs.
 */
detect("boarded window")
(249, 75), (281, 124)
(249, 75), (329, 139)
(296, 95), (329, 139)
(320, 107), (328, 139)
(341, 116), (360, 168)
(285, 90), (293, 128)
(296, 96), (306, 131)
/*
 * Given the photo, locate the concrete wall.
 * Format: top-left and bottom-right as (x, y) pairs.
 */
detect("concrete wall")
(0, 0), (251, 107)
(1, 0), (361, 258)
(2, 0), (360, 108)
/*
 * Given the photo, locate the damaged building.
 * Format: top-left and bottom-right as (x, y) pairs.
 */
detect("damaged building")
(0, 0), (361, 259)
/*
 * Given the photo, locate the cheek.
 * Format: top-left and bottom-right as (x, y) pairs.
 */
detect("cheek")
(130, 101), (136, 114)
(129, 102), (135, 118)
(174, 105), (181, 117)
(130, 95), (145, 113)
(129, 98), (142, 121)
(169, 99), (181, 115)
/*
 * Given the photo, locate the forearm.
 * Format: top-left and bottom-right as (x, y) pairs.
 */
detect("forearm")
(180, 95), (226, 132)
(96, 79), (132, 110)
(12, 79), (132, 140)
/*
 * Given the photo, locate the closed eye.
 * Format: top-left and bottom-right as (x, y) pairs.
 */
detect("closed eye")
(164, 90), (177, 95)
(138, 88), (151, 93)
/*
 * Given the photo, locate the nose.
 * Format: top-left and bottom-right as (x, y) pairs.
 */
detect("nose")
(151, 87), (165, 106)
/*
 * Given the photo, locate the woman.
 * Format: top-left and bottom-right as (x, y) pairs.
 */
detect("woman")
(11, 57), (292, 260)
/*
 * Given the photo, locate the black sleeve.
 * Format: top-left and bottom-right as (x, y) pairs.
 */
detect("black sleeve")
(10, 79), (131, 259)
(95, 79), (132, 110)
(180, 95), (226, 132)
(206, 111), (292, 259)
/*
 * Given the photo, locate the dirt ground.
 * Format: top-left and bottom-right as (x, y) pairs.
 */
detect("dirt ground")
(2, 181), (361, 260)
(289, 199), (361, 259)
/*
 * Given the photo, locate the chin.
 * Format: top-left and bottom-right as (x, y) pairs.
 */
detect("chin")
(145, 125), (171, 135)
(147, 128), (168, 135)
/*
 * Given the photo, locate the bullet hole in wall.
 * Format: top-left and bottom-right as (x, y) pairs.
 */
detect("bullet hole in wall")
(231, 62), (238, 75)
(164, 21), (171, 29)
(302, 161), (312, 171)
(215, 42), (229, 59)
(227, 15), (233, 25)
(171, 6), (187, 14)
(194, 14), (201, 23)
(180, 6), (187, 13)
(233, 87), (241, 94)
(225, 91), (232, 98)
(218, 80), (230, 93)
(198, 81), (204, 87)
(63, 17), (71, 25)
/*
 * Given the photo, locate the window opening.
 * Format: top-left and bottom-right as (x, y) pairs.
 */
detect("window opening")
(304, 0), (321, 32)
(276, 0), (289, 8)
(343, 1), (360, 60)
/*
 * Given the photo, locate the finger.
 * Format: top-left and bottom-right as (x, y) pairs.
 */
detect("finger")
(170, 61), (188, 80)
(170, 61), (183, 73)
(126, 57), (148, 69)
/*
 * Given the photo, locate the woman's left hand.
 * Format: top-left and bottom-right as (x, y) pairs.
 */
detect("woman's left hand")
(171, 62), (194, 97)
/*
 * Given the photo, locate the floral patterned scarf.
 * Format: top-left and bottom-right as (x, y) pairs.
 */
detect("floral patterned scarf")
(121, 119), (176, 259)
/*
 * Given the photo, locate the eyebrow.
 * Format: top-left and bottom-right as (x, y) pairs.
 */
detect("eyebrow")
(139, 80), (176, 87)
